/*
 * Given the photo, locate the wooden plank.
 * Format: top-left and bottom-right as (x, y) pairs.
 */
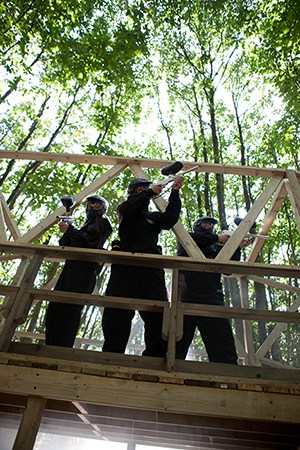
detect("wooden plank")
(0, 242), (299, 278)
(0, 364), (299, 423)
(216, 176), (284, 262)
(72, 401), (103, 437)
(0, 252), (43, 351)
(26, 288), (168, 311)
(3, 345), (300, 386)
(178, 302), (300, 323)
(257, 356), (299, 370)
(0, 190), (21, 240)
(247, 180), (287, 263)
(166, 269), (179, 372)
(0, 258), (29, 319)
(1, 286), (298, 324)
(12, 395), (46, 450)
(0, 285), (19, 296)
(286, 170), (300, 233)
(256, 293), (300, 358)
(240, 278), (257, 365)
(17, 163), (127, 243)
(246, 275), (300, 293)
(0, 149), (296, 178)
(0, 197), (7, 241)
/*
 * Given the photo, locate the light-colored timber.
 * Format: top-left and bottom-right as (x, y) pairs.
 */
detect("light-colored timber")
(0, 152), (300, 449)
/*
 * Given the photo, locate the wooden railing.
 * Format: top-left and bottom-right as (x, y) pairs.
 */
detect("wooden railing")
(0, 242), (299, 371)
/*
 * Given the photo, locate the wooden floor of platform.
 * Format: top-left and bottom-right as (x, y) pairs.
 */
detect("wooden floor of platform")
(0, 343), (299, 450)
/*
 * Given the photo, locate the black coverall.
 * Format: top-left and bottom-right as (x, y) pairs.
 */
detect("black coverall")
(175, 229), (239, 364)
(102, 188), (181, 357)
(45, 215), (112, 347)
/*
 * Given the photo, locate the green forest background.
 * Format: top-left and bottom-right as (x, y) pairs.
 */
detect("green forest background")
(0, 0), (299, 366)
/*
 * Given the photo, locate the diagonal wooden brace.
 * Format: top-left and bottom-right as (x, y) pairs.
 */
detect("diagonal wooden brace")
(0, 252), (43, 351)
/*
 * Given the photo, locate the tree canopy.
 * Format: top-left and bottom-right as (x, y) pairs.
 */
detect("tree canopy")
(0, 0), (299, 367)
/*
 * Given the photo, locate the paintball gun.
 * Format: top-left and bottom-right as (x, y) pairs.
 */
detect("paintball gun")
(56, 195), (75, 225)
(159, 161), (198, 186)
(222, 217), (268, 241)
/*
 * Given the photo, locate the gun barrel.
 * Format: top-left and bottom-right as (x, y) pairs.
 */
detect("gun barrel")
(222, 230), (268, 239)
(158, 166), (198, 186)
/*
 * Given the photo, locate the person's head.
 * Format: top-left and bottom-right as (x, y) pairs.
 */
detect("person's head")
(127, 178), (151, 195)
(86, 194), (108, 219)
(193, 216), (218, 233)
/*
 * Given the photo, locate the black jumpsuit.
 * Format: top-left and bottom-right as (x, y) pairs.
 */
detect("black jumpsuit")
(175, 228), (239, 364)
(102, 188), (181, 357)
(45, 215), (112, 347)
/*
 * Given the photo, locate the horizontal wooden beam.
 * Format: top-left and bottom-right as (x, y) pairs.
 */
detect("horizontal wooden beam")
(1, 286), (298, 324)
(0, 360), (299, 424)
(180, 303), (300, 324)
(27, 288), (167, 311)
(0, 150), (296, 178)
(4, 345), (300, 387)
(0, 242), (299, 278)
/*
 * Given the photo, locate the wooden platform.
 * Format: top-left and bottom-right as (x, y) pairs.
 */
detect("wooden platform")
(0, 343), (299, 449)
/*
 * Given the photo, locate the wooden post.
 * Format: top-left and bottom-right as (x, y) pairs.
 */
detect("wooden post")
(0, 258), (29, 319)
(240, 277), (257, 365)
(0, 189), (21, 240)
(0, 252), (43, 351)
(13, 395), (46, 450)
(0, 197), (7, 241)
(286, 170), (300, 232)
(166, 269), (179, 372)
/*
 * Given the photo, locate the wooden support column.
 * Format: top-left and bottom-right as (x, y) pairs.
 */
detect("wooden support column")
(13, 395), (46, 450)
(166, 269), (180, 372)
(240, 277), (257, 365)
(0, 252), (43, 351)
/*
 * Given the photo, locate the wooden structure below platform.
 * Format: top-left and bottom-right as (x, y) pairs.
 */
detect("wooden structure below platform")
(0, 344), (300, 450)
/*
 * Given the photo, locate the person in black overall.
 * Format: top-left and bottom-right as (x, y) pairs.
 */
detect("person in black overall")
(45, 195), (112, 347)
(176, 216), (251, 364)
(102, 176), (183, 357)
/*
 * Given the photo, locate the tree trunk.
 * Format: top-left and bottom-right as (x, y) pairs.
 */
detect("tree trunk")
(207, 85), (227, 228)
(0, 94), (51, 187)
(7, 86), (80, 208)
(192, 86), (211, 214)
(232, 94), (253, 211)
